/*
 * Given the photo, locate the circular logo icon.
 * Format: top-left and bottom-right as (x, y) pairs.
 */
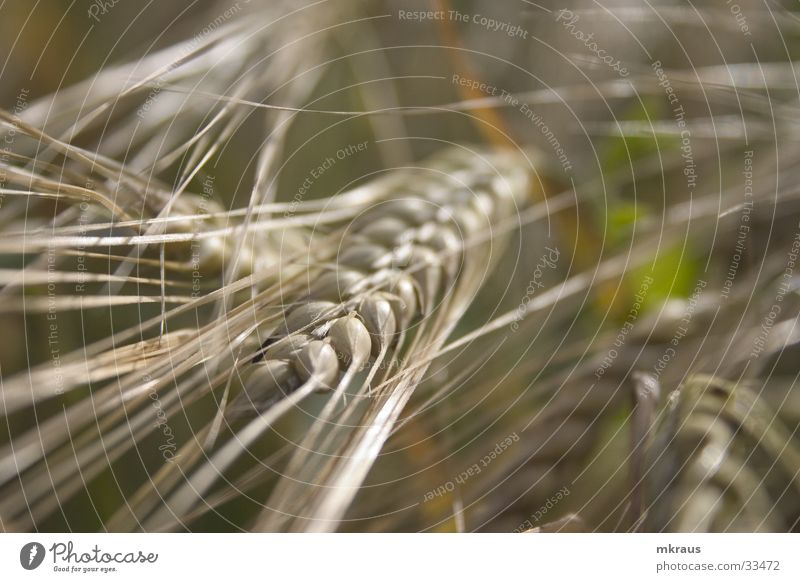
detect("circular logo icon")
(19, 542), (46, 570)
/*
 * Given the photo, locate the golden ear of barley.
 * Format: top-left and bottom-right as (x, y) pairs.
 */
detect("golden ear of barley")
(0, 144), (532, 532)
(137, 147), (531, 532)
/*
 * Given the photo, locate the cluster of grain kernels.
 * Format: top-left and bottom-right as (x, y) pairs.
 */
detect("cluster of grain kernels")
(645, 375), (800, 531)
(230, 148), (529, 417)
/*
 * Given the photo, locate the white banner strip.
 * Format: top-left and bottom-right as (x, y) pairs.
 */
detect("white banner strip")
(1, 533), (797, 580)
